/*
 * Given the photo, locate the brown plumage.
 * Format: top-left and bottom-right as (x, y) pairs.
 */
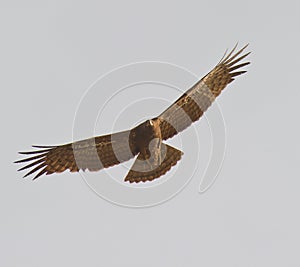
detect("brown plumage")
(15, 44), (250, 183)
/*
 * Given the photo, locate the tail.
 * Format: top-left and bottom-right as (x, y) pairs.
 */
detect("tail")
(124, 144), (183, 183)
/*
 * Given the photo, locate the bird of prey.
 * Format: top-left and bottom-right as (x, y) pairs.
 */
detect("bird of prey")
(15, 44), (250, 183)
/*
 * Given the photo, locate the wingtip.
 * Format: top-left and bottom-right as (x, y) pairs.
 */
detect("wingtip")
(241, 43), (249, 50)
(230, 70), (247, 77)
(32, 145), (56, 148)
(221, 43), (251, 66)
(17, 166), (26, 172)
(23, 172), (30, 178)
(18, 148), (51, 155)
(32, 175), (40, 181)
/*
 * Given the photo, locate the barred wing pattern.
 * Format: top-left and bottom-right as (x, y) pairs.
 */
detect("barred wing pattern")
(157, 44), (250, 140)
(15, 44), (250, 182)
(15, 130), (137, 180)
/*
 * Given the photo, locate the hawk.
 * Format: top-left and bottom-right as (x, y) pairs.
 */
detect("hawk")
(15, 44), (250, 183)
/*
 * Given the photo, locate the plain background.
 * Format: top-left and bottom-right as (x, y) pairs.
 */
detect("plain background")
(1, 1), (299, 266)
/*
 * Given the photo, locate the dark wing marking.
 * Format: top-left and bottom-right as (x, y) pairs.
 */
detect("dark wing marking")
(157, 44), (250, 140)
(15, 130), (137, 180)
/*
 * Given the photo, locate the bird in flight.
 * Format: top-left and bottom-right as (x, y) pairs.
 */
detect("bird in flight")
(15, 44), (250, 183)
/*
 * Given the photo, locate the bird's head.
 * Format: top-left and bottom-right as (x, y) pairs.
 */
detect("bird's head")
(133, 118), (161, 141)
(145, 118), (161, 130)
(146, 119), (154, 127)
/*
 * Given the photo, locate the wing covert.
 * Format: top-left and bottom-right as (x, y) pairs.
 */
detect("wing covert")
(15, 130), (137, 179)
(157, 44), (250, 140)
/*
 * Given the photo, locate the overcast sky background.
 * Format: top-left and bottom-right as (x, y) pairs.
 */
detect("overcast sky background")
(1, 1), (299, 266)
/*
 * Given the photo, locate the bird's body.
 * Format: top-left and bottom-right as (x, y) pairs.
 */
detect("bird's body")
(131, 119), (162, 159)
(15, 44), (251, 183)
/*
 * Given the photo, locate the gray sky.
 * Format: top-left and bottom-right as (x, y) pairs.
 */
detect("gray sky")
(1, 1), (299, 266)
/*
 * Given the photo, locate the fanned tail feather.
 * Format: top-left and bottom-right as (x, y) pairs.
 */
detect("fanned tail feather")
(124, 144), (183, 183)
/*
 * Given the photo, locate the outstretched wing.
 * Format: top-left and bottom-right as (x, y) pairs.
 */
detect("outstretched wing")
(157, 44), (251, 140)
(15, 130), (137, 180)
